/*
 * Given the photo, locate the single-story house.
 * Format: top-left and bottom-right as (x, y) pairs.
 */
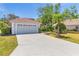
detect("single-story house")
(63, 19), (79, 31)
(10, 18), (40, 34)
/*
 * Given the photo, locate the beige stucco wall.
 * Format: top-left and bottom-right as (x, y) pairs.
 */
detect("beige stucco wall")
(66, 25), (79, 31)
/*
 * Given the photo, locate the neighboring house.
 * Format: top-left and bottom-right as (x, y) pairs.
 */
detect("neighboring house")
(10, 18), (40, 34)
(63, 19), (79, 31)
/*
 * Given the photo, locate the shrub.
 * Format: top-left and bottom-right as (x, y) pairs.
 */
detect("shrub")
(39, 25), (47, 32)
(47, 24), (54, 31)
(55, 23), (67, 33)
(39, 25), (53, 32)
(0, 21), (11, 35)
(1, 27), (11, 35)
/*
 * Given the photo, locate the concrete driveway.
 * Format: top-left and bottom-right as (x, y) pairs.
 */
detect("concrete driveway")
(11, 33), (79, 56)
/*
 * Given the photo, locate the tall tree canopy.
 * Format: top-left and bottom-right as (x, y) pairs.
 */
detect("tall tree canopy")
(38, 4), (53, 25)
(54, 3), (60, 14)
(0, 14), (20, 27)
(1, 14), (19, 20)
(38, 3), (67, 37)
(63, 5), (79, 19)
(6, 14), (19, 20)
(53, 3), (66, 37)
(38, 4), (54, 31)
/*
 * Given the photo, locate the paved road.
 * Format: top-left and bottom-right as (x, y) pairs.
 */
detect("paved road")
(11, 34), (79, 56)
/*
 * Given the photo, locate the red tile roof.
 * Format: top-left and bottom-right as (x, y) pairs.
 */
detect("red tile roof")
(10, 18), (40, 24)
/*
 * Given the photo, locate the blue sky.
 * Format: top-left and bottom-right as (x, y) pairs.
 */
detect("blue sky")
(0, 3), (79, 19)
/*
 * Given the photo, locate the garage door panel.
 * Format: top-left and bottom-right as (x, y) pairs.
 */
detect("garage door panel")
(16, 24), (38, 34)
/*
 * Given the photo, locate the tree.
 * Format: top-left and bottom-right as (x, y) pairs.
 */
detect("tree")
(70, 5), (79, 19)
(62, 8), (71, 20)
(0, 14), (19, 28)
(1, 14), (19, 20)
(53, 3), (66, 37)
(63, 5), (79, 20)
(38, 4), (54, 31)
(55, 23), (66, 34)
(0, 21), (10, 35)
(6, 14), (19, 20)
(53, 13), (65, 37)
(38, 3), (66, 36)
(54, 3), (60, 14)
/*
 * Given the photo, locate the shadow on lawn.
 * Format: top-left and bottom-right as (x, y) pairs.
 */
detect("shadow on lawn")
(0, 32), (40, 36)
(0, 34), (16, 36)
(68, 31), (79, 34)
(45, 32), (71, 39)
(59, 35), (70, 39)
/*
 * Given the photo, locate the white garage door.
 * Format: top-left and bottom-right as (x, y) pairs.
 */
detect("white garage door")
(16, 24), (38, 34)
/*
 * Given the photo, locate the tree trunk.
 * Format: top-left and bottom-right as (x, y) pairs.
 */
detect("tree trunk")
(56, 23), (60, 38)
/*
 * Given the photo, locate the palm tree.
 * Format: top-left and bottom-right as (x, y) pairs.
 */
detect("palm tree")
(53, 4), (79, 37)
(53, 3), (66, 37)
(53, 13), (64, 37)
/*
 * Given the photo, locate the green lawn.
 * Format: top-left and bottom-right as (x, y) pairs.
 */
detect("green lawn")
(0, 35), (18, 56)
(46, 32), (79, 44)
